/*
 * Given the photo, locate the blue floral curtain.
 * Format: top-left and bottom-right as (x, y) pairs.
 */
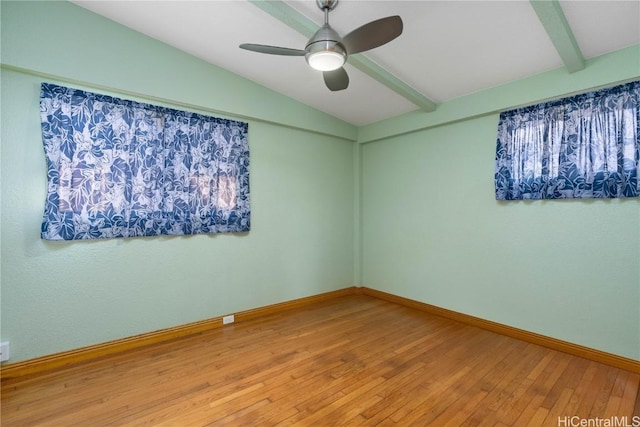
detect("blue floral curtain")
(495, 81), (640, 200)
(40, 83), (250, 240)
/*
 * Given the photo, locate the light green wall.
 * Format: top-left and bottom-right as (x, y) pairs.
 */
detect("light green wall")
(2, 1), (639, 363)
(1, 1), (355, 362)
(359, 43), (640, 361)
(361, 110), (640, 361)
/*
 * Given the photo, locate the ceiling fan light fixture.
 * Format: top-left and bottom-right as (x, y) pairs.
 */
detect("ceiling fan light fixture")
(305, 39), (346, 71)
(307, 50), (345, 71)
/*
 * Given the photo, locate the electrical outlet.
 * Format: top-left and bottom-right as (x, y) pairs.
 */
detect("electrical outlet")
(222, 314), (235, 325)
(0, 342), (10, 362)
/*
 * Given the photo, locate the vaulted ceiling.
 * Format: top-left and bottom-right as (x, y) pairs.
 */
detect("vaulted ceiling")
(73, 0), (640, 126)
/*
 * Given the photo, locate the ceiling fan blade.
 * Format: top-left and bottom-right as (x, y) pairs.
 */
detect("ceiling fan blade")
(323, 67), (349, 91)
(239, 43), (306, 56)
(341, 16), (403, 55)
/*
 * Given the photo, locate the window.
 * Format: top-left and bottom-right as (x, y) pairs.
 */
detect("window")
(495, 81), (639, 200)
(40, 83), (250, 240)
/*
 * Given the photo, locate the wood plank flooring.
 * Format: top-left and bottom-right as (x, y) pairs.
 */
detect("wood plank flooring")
(2, 294), (639, 426)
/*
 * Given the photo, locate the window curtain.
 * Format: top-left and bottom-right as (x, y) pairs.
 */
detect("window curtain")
(495, 80), (640, 200)
(40, 83), (250, 240)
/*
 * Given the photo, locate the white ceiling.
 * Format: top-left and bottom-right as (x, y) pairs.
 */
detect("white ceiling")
(73, 0), (639, 126)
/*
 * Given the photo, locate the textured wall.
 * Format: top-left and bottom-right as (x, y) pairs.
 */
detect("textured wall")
(1, 2), (355, 362)
(361, 114), (640, 360)
(1, 1), (638, 363)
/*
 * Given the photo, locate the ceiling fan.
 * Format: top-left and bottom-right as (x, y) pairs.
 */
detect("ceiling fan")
(239, 0), (403, 92)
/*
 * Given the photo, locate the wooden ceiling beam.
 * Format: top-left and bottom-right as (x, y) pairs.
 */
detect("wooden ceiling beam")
(530, 0), (585, 73)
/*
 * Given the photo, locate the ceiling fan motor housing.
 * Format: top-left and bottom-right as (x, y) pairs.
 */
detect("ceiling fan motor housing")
(305, 24), (347, 71)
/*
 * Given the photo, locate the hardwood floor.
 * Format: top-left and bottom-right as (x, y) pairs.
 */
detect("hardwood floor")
(2, 295), (639, 426)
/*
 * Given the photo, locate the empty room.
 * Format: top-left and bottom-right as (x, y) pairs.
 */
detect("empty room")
(1, 0), (639, 425)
